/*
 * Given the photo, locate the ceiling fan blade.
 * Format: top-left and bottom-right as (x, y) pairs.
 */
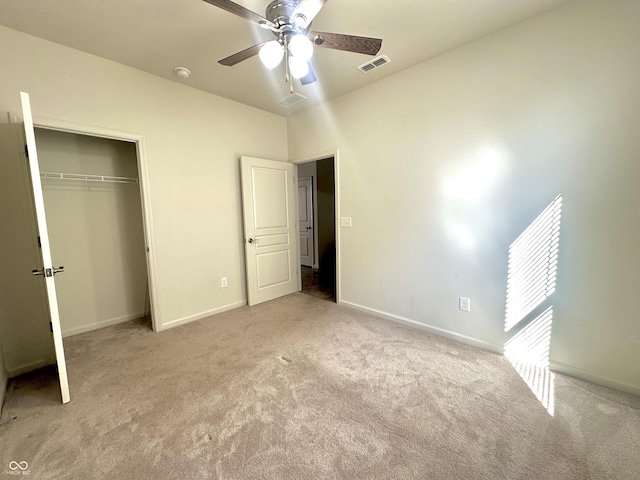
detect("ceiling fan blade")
(219, 42), (268, 66)
(293, 0), (328, 27)
(309, 31), (382, 56)
(202, 0), (271, 26)
(299, 63), (317, 85)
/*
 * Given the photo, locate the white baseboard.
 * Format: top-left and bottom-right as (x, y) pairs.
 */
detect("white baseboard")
(62, 311), (146, 338)
(7, 359), (49, 378)
(160, 300), (247, 331)
(340, 300), (503, 354)
(550, 360), (640, 397)
(0, 367), (7, 412)
(341, 300), (640, 397)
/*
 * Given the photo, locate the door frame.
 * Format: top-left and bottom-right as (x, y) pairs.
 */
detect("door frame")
(29, 115), (161, 331)
(292, 150), (341, 304)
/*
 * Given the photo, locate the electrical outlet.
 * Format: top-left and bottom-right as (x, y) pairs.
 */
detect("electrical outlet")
(459, 297), (471, 312)
(221, 277), (228, 288)
(340, 217), (352, 228)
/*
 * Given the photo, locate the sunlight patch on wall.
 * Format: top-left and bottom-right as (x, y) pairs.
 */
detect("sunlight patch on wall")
(504, 195), (562, 416)
(446, 222), (476, 249)
(505, 195), (562, 332)
(441, 145), (508, 200)
(441, 145), (509, 250)
(505, 306), (553, 368)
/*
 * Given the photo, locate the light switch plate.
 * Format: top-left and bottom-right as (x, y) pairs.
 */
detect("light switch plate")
(340, 217), (352, 228)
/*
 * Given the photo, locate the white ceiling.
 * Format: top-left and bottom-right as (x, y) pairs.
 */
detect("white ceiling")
(0, 0), (571, 116)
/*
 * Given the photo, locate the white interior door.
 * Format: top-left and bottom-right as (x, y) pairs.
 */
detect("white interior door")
(241, 156), (299, 306)
(20, 92), (70, 404)
(298, 176), (314, 267)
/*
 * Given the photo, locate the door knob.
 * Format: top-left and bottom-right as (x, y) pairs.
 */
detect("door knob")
(248, 238), (258, 244)
(53, 266), (65, 275)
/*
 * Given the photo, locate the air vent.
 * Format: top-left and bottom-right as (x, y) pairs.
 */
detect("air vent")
(357, 55), (391, 73)
(278, 93), (307, 107)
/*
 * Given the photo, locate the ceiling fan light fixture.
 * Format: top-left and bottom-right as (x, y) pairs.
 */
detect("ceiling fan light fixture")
(289, 55), (309, 79)
(204, 0), (382, 90)
(292, 13), (308, 28)
(259, 40), (284, 69)
(289, 34), (313, 61)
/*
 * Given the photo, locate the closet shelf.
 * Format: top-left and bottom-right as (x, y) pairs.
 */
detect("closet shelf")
(40, 172), (138, 184)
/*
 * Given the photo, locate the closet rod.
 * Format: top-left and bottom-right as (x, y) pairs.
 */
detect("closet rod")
(40, 172), (138, 184)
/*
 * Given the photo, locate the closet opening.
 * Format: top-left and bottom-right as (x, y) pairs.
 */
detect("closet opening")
(34, 127), (155, 338)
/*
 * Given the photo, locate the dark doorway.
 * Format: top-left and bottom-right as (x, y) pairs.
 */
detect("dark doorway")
(297, 157), (336, 302)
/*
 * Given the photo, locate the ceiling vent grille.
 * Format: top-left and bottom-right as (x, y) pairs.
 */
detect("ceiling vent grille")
(357, 55), (391, 73)
(278, 93), (307, 107)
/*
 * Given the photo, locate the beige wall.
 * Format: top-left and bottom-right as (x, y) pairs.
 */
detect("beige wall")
(0, 335), (7, 408)
(0, 25), (287, 374)
(288, 0), (640, 393)
(36, 129), (148, 337)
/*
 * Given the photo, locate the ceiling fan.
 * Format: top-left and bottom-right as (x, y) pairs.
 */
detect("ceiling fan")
(202, 0), (383, 92)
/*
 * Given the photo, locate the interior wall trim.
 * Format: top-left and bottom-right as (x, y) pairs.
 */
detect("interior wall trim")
(0, 367), (7, 411)
(550, 360), (640, 397)
(7, 359), (49, 379)
(340, 300), (503, 353)
(160, 300), (247, 331)
(61, 312), (147, 338)
(291, 148), (341, 304)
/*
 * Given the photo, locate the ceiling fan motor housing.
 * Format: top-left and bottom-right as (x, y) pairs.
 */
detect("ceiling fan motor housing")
(266, 0), (308, 37)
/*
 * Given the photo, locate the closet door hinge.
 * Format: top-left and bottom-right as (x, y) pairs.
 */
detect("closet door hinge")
(49, 322), (53, 333)
(37, 236), (41, 248)
(24, 144), (29, 159)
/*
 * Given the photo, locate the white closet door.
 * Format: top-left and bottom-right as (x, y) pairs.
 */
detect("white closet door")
(21, 91), (70, 404)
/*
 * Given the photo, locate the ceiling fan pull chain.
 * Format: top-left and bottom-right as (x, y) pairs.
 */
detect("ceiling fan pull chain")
(284, 38), (294, 94)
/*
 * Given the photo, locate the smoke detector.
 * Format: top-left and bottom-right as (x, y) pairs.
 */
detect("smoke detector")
(174, 67), (191, 79)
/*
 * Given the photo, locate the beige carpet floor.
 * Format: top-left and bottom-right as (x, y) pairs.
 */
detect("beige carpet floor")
(1, 293), (639, 479)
